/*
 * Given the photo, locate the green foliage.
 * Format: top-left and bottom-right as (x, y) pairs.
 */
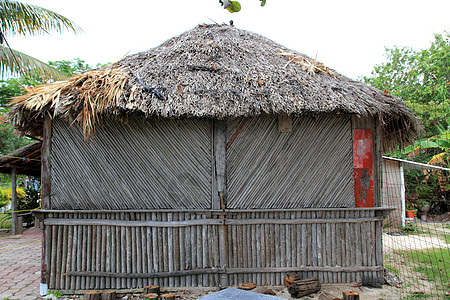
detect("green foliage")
(0, 109), (32, 154)
(20, 183), (41, 224)
(48, 58), (100, 77)
(47, 290), (63, 298)
(364, 31), (450, 137)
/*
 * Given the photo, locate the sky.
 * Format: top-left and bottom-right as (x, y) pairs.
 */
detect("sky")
(8, 0), (450, 80)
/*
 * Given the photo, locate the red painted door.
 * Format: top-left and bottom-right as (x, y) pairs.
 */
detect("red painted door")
(353, 129), (374, 207)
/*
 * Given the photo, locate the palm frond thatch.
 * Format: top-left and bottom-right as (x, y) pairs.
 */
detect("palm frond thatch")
(8, 24), (421, 150)
(10, 66), (127, 140)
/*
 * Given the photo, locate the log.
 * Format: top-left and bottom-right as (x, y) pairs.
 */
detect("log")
(143, 285), (160, 294)
(318, 292), (340, 300)
(161, 294), (176, 300)
(287, 277), (321, 298)
(83, 291), (100, 300)
(101, 291), (116, 300)
(284, 273), (301, 287)
(143, 293), (159, 300)
(343, 291), (360, 300)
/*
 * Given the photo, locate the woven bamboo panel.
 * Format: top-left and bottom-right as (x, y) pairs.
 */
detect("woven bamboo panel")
(226, 116), (353, 209)
(51, 117), (212, 209)
(44, 210), (383, 290)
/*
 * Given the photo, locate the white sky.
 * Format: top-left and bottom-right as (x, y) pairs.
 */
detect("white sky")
(8, 0), (450, 80)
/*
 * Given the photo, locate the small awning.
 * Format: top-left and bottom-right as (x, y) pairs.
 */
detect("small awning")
(0, 141), (42, 177)
(383, 156), (450, 172)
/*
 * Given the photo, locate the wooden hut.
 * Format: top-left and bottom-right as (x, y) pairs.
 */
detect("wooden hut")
(8, 24), (420, 293)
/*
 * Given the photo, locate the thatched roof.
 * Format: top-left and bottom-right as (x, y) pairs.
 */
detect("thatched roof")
(8, 24), (420, 151)
(0, 141), (41, 177)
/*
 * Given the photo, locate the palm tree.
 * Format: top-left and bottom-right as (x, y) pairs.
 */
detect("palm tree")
(0, 0), (81, 80)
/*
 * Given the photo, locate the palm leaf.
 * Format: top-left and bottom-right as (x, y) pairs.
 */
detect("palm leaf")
(427, 152), (447, 166)
(0, 0), (81, 36)
(0, 45), (67, 80)
(430, 138), (450, 150)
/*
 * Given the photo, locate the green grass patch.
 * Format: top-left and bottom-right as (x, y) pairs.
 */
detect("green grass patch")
(401, 248), (450, 297)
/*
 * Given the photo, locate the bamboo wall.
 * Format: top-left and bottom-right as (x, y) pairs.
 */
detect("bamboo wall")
(51, 117), (212, 210)
(43, 114), (384, 290)
(43, 209), (384, 290)
(227, 116), (354, 208)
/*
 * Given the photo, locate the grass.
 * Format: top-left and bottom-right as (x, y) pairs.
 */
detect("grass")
(399, 248), (450, 298)
(0, 214), (12, 229)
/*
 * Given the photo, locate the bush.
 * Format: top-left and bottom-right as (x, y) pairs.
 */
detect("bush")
(0, 188), (25, 207)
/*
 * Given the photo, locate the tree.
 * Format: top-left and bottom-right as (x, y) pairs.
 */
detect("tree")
(0, 0), (81, 80)
(364, 32), (450, 137)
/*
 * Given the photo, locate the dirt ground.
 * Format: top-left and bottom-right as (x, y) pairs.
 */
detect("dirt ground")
(44, 284), (401, 300)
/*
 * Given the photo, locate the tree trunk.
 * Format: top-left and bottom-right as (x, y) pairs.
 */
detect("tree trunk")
(287, 277), (321, 298)
(84, 291), (100, 300)
(284, 273), (301, 287)
(143, 293), (159, 300)
(343, 291), (360, 300)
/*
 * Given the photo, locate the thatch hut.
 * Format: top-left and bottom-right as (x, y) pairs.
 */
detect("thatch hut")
(8, 24), (420, 292)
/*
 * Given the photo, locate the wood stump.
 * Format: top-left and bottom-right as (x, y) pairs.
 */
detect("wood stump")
(84, 291), (100, 300)
(101, 291), (116, 300)
(143, 285), (160, 295)
(161, 294), (176, 300)
(343, 291), (360, 300)
(143, 293), (159, 300)
(284, 273), (301, 287)
(287, 277), (321, 298)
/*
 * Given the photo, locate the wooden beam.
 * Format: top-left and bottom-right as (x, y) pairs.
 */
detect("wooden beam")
(11, 167), (17, 235)
(41, 115), (52, 209)
(43, 216), (384, 227)
(65, 265), (383, 279)
(41, 115), (52, 289)
(214, 119), (229, 288)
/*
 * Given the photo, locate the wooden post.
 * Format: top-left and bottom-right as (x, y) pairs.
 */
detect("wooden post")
(11, 167), (17, 235)
(214, 120), (229, 288)
(41, 115), (52, 293)
(161, 294), (176, 300)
